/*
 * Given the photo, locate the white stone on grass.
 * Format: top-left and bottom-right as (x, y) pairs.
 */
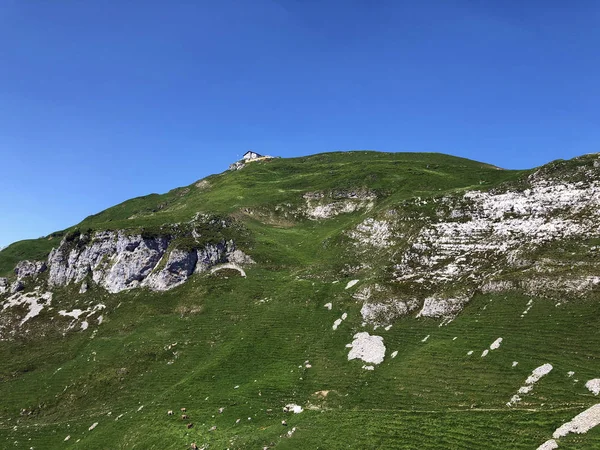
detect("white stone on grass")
(347, 332), (386, 365)
(481, 350), (489, 357)
(283, 404), (303, 414)
(536, 439), (558, 450)
(490, 337), (503, 350)
(526, 363), (554, 384)
(345, 279), (359, 290)
(585, 379), (600, 395)
(518, 385), (533, 394)
(332, 312), (348, 330)
(59, 309), (85, 319)
(508, 363), (553, 406)
(553, 404), (600, 439)
(3, 291), (53, 326)
(391, 351), (398, 358)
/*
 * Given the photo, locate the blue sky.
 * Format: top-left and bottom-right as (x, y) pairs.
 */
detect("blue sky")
(1, 0), (599, 248)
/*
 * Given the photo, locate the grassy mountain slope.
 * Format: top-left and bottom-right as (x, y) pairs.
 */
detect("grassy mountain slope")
(1, 151), (599, 449)
(0, 151), (521, 278)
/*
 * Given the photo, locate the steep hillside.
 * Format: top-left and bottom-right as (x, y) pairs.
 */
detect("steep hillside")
(1, 151), (600, 449)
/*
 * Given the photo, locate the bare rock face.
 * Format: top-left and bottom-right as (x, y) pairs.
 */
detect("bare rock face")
(48, 231), (118, 288)
(98, 235), (169, 293)
(303, 190), (377, 220)
(360, 299), (419, 326)
(45, 232), (252, 293)
(143, 249), (198, 291)
(0, 278), (8, 295)
(196, 241), (235, 273)
(416, 296), (469, 319)
(10, 280), (24, 294)
(14, 260), (47, 280)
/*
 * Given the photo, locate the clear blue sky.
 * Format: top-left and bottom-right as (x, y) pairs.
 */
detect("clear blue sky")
(1, 1), (598, 248)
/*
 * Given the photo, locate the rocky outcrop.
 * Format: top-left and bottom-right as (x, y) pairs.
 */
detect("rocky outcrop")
(94, 234), (169, 293)
(341, 158), (600, 322)
(0, 278), (8, 295)
(143, 249), (198, 291)
(10, 280), (24, 294)
(0, 289), (53, 339)
(228, 161), (245, 171)
(349, 218), (393, 249)
(46, 231), (253, 293)
(14, 260), (47, 280)
(360, 299), (419, 326)
(389, 168), (600, 303)
(300, 189), (377, 220)
(416, 296), (470, 319)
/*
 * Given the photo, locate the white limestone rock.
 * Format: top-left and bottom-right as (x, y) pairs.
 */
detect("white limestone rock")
(553, 403), (600, 439)
(10, 280), (24, 294)
(1, 290), (52, 327)
(536, 439), (558, 450)
(14, 260), (47, 280)
(143, 249), (198, 291)
(417, 296), (469, 319)
(360, 300), (419, 325)
(347, 332), (386, 365)
(0, 278), (8, 295)
(349, 218), (392, 249)
(98, 235), (169, 293)
(585, 379), (600, 396)
(46, 231), (252, 293)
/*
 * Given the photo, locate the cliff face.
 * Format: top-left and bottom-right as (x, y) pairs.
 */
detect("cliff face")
(347, 155), (600, 321)
(46, 231), (253, 293)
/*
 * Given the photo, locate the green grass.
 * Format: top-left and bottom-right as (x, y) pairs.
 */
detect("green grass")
(1, 275), (600, 449)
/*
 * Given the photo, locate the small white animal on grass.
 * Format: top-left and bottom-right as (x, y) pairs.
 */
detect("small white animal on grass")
(167, 410), (173, 416)
(282, 420), (287, 426)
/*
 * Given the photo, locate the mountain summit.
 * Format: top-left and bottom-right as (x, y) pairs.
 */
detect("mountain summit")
(1, 151), (600, 449)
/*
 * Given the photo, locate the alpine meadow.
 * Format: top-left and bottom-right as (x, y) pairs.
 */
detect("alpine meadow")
(1, 151), (600, 449)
